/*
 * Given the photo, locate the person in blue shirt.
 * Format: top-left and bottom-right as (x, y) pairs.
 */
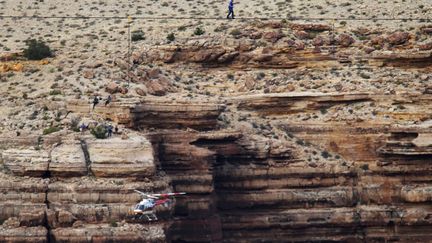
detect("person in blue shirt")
(227, 0), (234, 19)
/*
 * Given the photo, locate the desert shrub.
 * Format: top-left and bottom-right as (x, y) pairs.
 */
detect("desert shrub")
(23, 39), (53, 60)
(49, 90), (61, 95)
(321, 151), (331, 158)
(361, 164), (369, 170)
(43, 126), (61, 135)
(230, 29), (242, 38)
(70, 116), (81, 131)
(131, 30), (145, 42)
(91, 125), (107, 139)
(167, 33), (175, 42)
(320, 108), (328, 114)
(193, 27), (205, 36)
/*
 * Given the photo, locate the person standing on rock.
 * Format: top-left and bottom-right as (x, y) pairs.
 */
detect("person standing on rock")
(107, 124), (113, 137)
(92, 96), (99, 110)
(79, 123), (87, 134)
(105, 95), (112, 106)
(227, 0), (234, 19)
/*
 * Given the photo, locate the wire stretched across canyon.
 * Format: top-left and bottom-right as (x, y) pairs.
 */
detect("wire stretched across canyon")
(0, 15), (431, 21)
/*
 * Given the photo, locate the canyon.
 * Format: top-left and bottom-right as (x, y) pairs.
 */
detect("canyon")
(1, 13), (432, 243)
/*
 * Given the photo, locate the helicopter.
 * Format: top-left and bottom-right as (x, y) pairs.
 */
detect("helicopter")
(131, 190), (186, 221)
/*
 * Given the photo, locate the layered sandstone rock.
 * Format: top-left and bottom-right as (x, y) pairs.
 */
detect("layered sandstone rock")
(0, 226), (48, 243)
(51, 224), (166, 243)
(0, 133), (172, 242)
(2, 149), (49, 177)
(4, 19), (432, 243)
(86, 136), (155, 178)
(66, 99), (138, 126)
(50, 141), (87, 177)
(67, 98), (225, 131)
(132, 100), (226, 131)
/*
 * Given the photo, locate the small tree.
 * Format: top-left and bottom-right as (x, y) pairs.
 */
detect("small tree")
(193, 27), (205, 36)
(23, 39), (53, 60)
(91, 125), (107, 139)
(131, 30), (145, 42)
(167, 33), (175, 42)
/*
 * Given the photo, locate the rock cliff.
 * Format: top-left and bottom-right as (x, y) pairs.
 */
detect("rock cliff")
(0, 133), (171, 242)
(2, 19), (432, 242)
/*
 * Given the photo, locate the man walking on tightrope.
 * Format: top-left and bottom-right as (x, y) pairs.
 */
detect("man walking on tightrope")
(227, 0), (234, 19)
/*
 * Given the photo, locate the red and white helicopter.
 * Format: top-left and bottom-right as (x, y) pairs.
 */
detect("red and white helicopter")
(131, 190), (186, 221)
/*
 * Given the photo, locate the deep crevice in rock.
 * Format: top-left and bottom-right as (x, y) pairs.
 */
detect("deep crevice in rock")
(80, 139), (93, 176)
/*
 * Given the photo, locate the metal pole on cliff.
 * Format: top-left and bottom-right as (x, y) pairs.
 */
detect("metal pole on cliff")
(128, 15), (132, 87)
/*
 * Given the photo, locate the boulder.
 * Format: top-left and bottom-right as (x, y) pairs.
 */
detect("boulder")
(312, 36), (325, 46)
(147, 80), (167, 96)
(294, 30), (309, 40)
(114, 58), (128, 70)
(249, 31), (262, 39)
(217, 51), (239, 63)
(371, 35), (385, 47)
(83, 69), (95, 79)
(294, 41), (305, 50)
(135, 87), (147, 96)
(86, 61), (103, 69)
(387, 31), (410, 45)
(148, 68), (161, 79)
(146, 76), (172, 96)
(244, 76), (257, 90)
(263, 31), (284, 43)
(337, 34), (355, 47)
(119, 86), (128, 94)
(105, 82), (120, 94)
(364, 47), (375, 54)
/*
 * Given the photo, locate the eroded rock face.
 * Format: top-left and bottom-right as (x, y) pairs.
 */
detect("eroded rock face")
(86, 136), (155, 178)
(4, 18), (432, 243)
(2, 149), (49, 177)
(50, 141), (87, 177)
(51, 224), (166, 243)
(0, 226), (48, 243)
(0, 133), (171, 242)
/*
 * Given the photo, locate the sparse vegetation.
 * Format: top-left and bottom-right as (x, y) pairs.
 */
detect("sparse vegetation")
(131, 30), (145, 42)
(321, 151), (331, 159)
(193, 27), (205, 36)
(110, 220), (118, 227)
(23, 39), (53, 60)
(91, 125), (107, 139)
(167, 33), (175, 42)
(230, 29), (242, 38)
(49, 90), (62, 96)
(361, 164), (369, 171)
(43, 126), (61, 135)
